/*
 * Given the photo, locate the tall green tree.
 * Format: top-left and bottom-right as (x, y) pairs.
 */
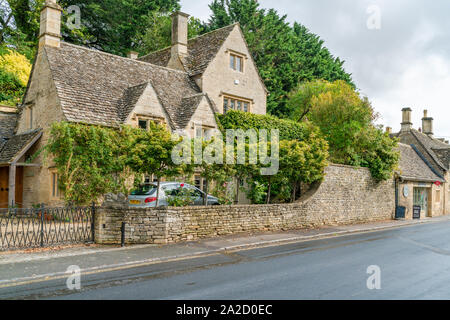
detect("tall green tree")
(134, 11), (204, 55)
(206, 0), (353, 118)
(46, 122), (130, 205)
(287, 80), (399, 181)
(125, 122), (184, 206)
(59, 0), (180, 55)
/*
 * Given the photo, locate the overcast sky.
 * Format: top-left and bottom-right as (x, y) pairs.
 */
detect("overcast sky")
(180, 0), (450, 139)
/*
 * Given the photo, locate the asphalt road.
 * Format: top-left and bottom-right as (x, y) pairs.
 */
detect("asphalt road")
(3, 220), (450, 300)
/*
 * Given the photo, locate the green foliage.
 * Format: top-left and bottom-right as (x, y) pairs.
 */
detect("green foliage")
(134, 12), (204, 55)
(166, 187), (196, 207)
(218, 110), (329, 203)
(1, 0), (44, 44)
(0, 47), (31, 105)
(217, 110), (312, 141)
(46, 122), (130, 205)
(287, 80), (399, 181)
(58, 0), (180, 56)
(124, 122), (183, 180)
(206, 0), (353, 117)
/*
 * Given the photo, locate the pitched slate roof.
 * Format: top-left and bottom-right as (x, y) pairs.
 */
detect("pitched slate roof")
(410, 129), (450, 170)
(0, 129), (42, 164)
(393, 128), (450, 172)
(44, 42), (205, 129)
(0, 111), (17, 150)
(139, 24), (237, 76)
(397, 143), (444, 182)
(116, 83), (149, 122)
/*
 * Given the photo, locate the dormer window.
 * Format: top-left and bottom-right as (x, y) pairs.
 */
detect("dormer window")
(138, 119), (148, 130)
(137, 116), (165, 130)
(230, 53), (244, 72)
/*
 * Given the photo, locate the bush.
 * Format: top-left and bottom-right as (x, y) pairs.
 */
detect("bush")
(217, 110), (312, 141)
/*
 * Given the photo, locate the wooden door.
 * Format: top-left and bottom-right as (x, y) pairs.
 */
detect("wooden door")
(15, 167), (23, 208)
(0, 167), (8, 208)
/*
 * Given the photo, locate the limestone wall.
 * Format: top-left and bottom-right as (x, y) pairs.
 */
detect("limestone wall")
(95, 164), (395, 245)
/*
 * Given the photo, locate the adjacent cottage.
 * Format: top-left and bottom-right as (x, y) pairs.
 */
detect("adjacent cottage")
(391, 108), (450, 218)
(0, 0), (267, 207)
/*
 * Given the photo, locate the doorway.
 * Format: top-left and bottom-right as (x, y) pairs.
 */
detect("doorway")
(0, 167), (8, 208)
(413, 187), (429, 218)
(0, 166), (24, 208)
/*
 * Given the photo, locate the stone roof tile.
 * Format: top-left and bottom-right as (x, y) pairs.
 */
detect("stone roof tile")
(45, 42), (202, 129)
(397, 143), (444, 182)
(0, 129), (41, 164)
(139, 24), (236, 76)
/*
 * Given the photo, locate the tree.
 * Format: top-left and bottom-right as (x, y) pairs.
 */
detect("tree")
(134, 11), (204, 55)
(206, 0), (353, 118)
(278, 136), (328, 202)
(287, 80), (399, 181)
(0, 47), (31, 105)
(58, 0), (180, 56)
(125, 122), (183, 206)
(46, 122), (129, 205)
(193, 137), (234, 205)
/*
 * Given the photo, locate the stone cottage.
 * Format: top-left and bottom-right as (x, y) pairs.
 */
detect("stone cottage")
(0, 0), (268, 208)
(391, 108), (450, 219)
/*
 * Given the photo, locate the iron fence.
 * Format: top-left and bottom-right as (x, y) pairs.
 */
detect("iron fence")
(0, 204), (95, 251)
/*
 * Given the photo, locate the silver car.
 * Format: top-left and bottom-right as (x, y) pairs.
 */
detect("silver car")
(128, 182), (220, 208)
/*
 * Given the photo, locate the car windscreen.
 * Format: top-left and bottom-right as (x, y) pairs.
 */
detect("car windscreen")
(131, 185), (157, 196)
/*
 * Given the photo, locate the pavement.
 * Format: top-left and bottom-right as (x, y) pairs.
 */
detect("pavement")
(1, 215), (449, 289)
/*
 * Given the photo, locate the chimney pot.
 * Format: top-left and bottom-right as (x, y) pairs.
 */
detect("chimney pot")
(401, 108), (412, 132)
(422, 109), (434, 137)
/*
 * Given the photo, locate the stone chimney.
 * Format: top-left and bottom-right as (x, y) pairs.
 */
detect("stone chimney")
(39, 0), (63, 48)
(386, 127), (392, 134)
(127, 51), (139, 60)
(401, 108), (413, 132)
(168, 12), (190, 70)
(422, 110), (434, 137)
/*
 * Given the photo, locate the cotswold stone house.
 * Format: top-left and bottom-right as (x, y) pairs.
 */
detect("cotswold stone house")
(391, 108), (450, 218)
(0, 0), (267, 208)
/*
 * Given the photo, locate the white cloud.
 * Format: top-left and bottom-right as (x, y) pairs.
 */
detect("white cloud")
(180, 0), (450, 138)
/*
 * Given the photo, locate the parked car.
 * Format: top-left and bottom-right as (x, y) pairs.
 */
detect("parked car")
(128, 182), (220, 208)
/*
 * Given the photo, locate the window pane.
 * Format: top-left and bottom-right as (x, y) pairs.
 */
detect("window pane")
(230, 100), (235, 110)
(195, 176), (201, 189)
(138, 120), (147, 130)
(237, 101), (242, 111)
(196, 127), (202, 138)
(244, 103), (249, 112)
(230, 55), (235, 70)
(236, 57), (242, 72)
(224, 99), (228, 113)
(52, 173), (56, 197)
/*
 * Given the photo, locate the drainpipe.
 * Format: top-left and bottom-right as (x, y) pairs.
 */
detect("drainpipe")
(394, 176), (399, 219)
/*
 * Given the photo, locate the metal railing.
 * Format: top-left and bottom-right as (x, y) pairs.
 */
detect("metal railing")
(0, 204), (95, 251)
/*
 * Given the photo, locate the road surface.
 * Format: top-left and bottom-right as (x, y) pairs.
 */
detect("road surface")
(2, 220), (450, 299)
